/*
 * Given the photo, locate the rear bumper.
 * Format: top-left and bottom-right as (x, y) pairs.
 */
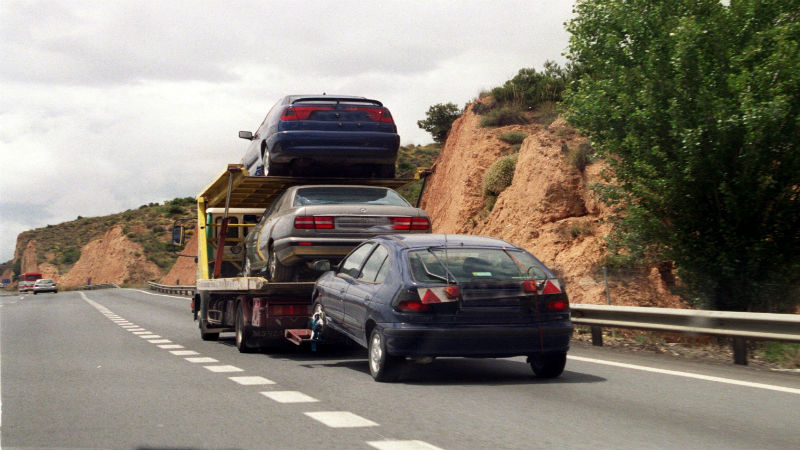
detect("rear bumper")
(268, 131), (399, 166)
(380, 321), (573, 357)
(273, 237), (364, 265)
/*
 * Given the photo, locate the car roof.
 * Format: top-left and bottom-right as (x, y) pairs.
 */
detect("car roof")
(374, 234), (520, 250)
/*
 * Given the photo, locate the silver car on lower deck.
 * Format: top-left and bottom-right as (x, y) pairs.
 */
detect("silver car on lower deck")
(243, 185), (431, 281)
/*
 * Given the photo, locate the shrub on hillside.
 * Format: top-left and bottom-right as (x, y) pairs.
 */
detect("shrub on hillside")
(566, 142), (594, 172)
(482, 153), (518, 196)
(498, 132), (527, 145)
(480, 106), (528, 128)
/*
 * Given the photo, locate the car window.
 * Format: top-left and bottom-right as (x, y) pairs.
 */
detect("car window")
(263, 190), (288, 219)
(293, 187), (410, 206)
(408, 248), (551, 282)
(339, 243), (376, 278)
(358, 245), (389, 283)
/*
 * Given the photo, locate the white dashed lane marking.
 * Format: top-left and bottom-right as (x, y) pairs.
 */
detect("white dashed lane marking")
(304, 411), (379, 428)
(186, 357), (218, 363)
(203, 365), (244, 373)
(261, 391), (318, 403)
(229, 376), (275, 385)
(81, 291), (444, 450)
(368, 441), (445, 450)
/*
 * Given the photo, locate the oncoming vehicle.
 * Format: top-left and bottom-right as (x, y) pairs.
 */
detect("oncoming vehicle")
(311, 234), (573, 382)
(243, 185), (430, 282)
(18, 272), (42, 293)
(239, 95), (400, 178)
(33, 278), (58, 294)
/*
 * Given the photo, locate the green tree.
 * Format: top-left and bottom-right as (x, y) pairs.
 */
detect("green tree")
(565, 0), (800, 311)
(417, 102), (461, 143)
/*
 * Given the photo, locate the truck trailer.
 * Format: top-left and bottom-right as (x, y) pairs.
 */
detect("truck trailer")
(182, 163), (416, 352)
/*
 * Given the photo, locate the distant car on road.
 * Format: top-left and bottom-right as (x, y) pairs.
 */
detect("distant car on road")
(33, 278), (58, 294)
(243, 185), (430, 282)
(311, 234), (573, 381)
(239, 94), (400, 178)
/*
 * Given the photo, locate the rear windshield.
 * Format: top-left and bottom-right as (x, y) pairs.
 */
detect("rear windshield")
(408, 248), (551, 283)
(293, 187), (410, 207)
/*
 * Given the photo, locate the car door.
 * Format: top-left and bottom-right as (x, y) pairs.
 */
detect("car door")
(323, 242), (375, 329)
(342, 244), (390, 339)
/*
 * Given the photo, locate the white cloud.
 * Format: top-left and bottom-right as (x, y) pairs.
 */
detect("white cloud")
(0, 0), (575, 262)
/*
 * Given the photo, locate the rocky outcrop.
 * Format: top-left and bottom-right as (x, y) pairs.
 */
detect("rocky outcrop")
(420, 100), (684, 307)
(59, 226), (161, 286)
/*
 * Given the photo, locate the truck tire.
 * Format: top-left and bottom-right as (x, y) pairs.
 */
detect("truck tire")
(529, 352), (567, 378)
(268, 246), (292, 282)
(198, 291), (219, 341)
(235, 302), (253, 353)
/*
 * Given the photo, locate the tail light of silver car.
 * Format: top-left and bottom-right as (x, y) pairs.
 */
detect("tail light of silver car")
(391, 217), (431, 231)
(294, 216), (334, 229)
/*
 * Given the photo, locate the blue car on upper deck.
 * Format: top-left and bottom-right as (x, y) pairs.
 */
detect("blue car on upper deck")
(239, 95), (400, 178)
(311, 234), (573, 382)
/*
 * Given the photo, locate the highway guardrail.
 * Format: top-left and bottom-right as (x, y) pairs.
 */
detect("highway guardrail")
(147, 281), (195, 297)
(570, 304), (800, 365)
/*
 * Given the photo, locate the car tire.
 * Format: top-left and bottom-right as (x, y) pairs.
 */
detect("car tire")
(235, 302), (253, 353)
(266, 163), (288, 177)
(368, 328), (402, 382)
(529, 352), (567, 378)
(267, 246), (292, 282)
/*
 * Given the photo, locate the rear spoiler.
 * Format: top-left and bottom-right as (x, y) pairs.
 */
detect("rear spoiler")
(290, 97), (383, 106)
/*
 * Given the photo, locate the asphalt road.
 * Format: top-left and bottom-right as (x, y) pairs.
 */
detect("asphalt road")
(1, 288), (799, 449)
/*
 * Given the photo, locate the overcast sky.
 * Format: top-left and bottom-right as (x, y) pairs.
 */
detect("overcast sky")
(0, 0), (574, 263)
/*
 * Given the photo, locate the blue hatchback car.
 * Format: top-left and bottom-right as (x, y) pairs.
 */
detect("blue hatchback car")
(311, 234), (573, 381)
(239, 95), (400, 178)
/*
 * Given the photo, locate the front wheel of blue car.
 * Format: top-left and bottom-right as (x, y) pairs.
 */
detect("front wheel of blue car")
(368, 329), (402, 382)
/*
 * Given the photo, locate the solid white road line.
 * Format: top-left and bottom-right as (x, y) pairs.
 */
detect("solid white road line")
(568, 355), (800, 395)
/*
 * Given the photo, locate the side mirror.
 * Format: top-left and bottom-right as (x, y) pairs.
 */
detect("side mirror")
(239, 130), (254, 140)
(172, 226), (185, 246)
(313, 260), (331, 272)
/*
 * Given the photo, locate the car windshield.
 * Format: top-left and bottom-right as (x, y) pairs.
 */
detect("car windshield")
(408, 247), (551, 283)
(293, 187), (410, 206)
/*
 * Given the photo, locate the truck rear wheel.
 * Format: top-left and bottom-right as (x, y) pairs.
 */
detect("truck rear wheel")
(198, 291), (219, 341)
(235, 302), (253, 353)
(199, 320), (219, 341)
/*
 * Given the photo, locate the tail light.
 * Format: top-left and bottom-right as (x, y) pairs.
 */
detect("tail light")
(294, 216), (334, 229)
(522, 280), (538, 293)
(391, 217), (430, 231)
(392, 288), (431, 312)
(445, 285), (460, 299)
(546, 298), (569, 312)
(281, 105), (394, 123)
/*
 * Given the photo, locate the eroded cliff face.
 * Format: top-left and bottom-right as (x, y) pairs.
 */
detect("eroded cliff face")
(159, 231), (198, 285)
(420, 100), (684, 307)
(59, 225), (162, 286)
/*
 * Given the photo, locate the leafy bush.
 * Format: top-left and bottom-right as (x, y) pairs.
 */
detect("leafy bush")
(482, 153), (518, 196)
(498, 132), (527, 145)
(490, 61), (572, 109)
(417, 102), (462, 143)
(480, 106), (528, 128)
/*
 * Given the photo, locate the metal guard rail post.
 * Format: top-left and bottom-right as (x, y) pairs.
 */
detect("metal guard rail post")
(147, 281), (196, 297)
(570, 304), (800, 365)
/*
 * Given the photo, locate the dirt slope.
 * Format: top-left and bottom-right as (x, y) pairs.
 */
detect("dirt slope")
(58, 226), (162, 286)
(420, 99), (684, 307)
